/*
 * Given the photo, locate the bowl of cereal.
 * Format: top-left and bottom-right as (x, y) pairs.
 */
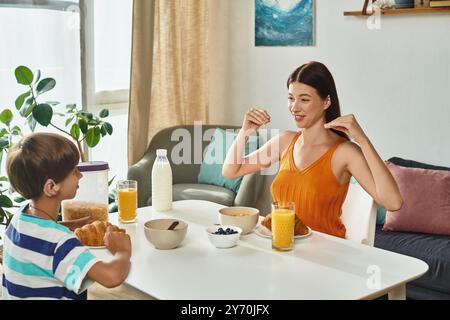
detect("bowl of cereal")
(218, 207), (259, 235)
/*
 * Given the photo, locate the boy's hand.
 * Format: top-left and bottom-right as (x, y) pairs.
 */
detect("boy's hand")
(104, 226), (132, 257)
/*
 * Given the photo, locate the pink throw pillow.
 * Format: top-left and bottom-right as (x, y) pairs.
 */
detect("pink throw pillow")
(383, 162), (450, 235)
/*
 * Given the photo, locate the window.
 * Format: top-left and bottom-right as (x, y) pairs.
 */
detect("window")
(94, 0), (133, 95)
(0, 0), (133, 183)
(85, 0), (133, 181)
(0, 0), (82, 135)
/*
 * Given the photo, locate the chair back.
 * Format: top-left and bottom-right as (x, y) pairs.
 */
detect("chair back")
(341, 179), (377, 246)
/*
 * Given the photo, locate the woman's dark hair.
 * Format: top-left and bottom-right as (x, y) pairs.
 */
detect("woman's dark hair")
(287, 61), (349, 140)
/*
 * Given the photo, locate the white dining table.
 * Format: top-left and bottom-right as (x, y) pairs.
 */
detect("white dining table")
(92, 200), (428, 300)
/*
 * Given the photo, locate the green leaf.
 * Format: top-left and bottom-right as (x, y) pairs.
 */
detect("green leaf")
(0, 137), (9, 149)
(79, 118), (88, 134)
(14, 196), (26, 203)
(0, 109), (13, 125)
(15, 91), (31, 110)
(99, 109), (109, 118)
(0, 176), (9, 182)
(0, 195), (13, 208)
(88, 119), (100, 126)
(103, 122), (113, 135)
(100, 125), (107, 137)
(108, 175), (117, 187)
(66, 104), (77, 112)
(65, 116), (75, 127)
(27, 115), (37, 132)
(0, 128), (8, 138)
(85, 127), (101, 148)
(15, 66), (34, 85)
(11, 125), (22, 136)
(34, 69), (41, 85)
(20, 97), (35, 117)
(70, 123), (80, 140)
(32, 104), (53, 127)
(36, 78), (56, 96)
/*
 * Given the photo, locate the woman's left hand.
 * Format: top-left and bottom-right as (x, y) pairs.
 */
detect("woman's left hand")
(324, 114), (368, 144)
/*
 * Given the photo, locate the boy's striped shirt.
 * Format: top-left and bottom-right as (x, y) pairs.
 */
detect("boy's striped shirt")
(2, 204), (99, 300)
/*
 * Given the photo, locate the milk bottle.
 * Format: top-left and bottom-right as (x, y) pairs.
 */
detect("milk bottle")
(151, 149), (173, 211)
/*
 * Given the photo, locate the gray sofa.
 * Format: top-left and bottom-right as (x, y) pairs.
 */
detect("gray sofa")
(128, 125), (266, 211)
(374, 157), (450, 300)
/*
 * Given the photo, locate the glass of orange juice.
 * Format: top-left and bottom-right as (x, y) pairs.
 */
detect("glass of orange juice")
(117, 180), (138, 223)
(271, 202), (295, 251)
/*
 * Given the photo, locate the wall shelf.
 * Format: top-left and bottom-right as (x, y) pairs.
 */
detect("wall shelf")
(344, 7), (450, 16)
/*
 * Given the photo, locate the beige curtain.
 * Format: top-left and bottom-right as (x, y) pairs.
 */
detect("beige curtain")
(128, 0), (210, 166)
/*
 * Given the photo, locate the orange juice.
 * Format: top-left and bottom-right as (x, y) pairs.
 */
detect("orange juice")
(118, 188), (137, 223)
(272, 208), (295, 251)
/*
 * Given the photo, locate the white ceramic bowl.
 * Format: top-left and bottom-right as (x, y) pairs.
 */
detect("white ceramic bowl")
(144, 219), (188, 250)
(206, 225), (242, 249)
(218, 207), (259, 235)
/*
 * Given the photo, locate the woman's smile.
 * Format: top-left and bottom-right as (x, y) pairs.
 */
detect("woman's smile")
(294, 115), (306, 122)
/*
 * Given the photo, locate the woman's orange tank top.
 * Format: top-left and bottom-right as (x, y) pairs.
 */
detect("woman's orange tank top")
(270, 132), (350, 238)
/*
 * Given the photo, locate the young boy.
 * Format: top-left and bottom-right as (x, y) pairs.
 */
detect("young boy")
(2, 132), (131, 300)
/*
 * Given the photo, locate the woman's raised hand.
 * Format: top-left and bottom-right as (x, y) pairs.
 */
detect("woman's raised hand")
(242, 107), (271, 132)
(324, 114), (368, 144)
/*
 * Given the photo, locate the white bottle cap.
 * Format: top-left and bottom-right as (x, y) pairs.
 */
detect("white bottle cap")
(156, 149), (167, 157)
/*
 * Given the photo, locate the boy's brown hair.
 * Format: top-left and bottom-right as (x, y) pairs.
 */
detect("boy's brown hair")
(6, 133), (80, 199)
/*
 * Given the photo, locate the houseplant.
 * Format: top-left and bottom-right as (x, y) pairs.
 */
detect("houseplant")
(0, 65), (115, 239)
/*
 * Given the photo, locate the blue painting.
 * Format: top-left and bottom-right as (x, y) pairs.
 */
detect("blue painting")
(255, 0), (314, 46)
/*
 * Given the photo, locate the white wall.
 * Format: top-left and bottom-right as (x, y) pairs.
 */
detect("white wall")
(209, 0), (450, 166)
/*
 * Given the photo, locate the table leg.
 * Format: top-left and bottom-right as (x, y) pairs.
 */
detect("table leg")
(388, 284), (406, 300)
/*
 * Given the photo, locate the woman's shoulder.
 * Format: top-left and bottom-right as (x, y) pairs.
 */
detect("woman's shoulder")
(335, 139), (363, 157)
(274, 130), (298, 148)
(263, 130), (297, 144)
(277, 130), (298, 142)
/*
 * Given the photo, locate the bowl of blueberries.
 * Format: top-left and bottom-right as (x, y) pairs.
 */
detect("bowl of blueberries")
(206, 225), (242, 249)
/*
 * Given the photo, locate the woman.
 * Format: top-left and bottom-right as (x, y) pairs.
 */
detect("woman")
(222, 61), (403, 238)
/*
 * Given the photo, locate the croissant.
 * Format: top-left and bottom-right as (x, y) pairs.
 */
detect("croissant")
(74, 221), (125, 246)
(262, 214), (309, 236)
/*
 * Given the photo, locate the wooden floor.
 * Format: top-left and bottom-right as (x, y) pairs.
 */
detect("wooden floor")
(88, 282), (155, 300)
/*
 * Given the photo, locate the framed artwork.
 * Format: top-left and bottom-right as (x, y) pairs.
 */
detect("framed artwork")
(255, 0), (315, 47)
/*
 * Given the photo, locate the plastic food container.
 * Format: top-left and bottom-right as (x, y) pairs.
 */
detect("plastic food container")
(62, 161), (110, 222)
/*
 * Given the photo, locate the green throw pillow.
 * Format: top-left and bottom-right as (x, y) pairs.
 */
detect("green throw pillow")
(198, 128), (258, 193)
(376, 205), (386, 225)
